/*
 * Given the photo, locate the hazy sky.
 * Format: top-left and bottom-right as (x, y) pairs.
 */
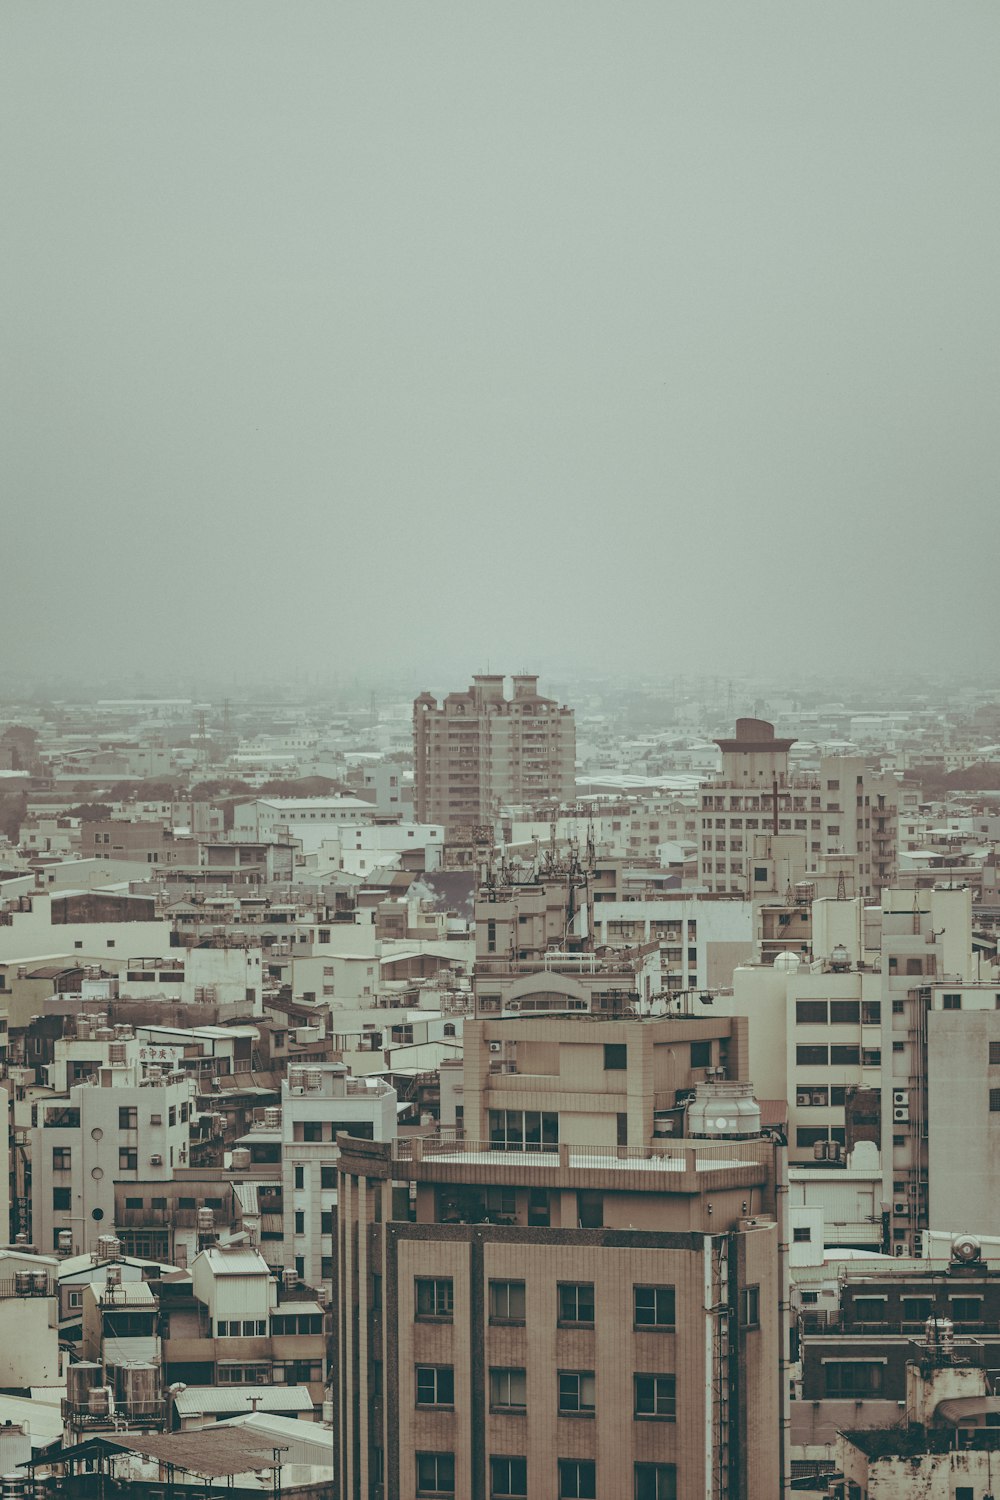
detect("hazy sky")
(2, 4), (998, 690)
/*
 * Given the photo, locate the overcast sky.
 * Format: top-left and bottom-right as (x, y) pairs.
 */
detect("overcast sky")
(2, 4), (997, 691)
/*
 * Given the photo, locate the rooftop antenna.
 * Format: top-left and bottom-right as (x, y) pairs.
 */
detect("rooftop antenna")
(836, 869), (847, 901)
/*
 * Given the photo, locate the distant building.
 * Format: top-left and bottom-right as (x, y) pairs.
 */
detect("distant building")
(413, 675), (576, 837)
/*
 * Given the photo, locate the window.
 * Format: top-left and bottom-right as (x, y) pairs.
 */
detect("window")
(634, 1285), (675, 1329)
(294, 1212), (305, 1235)
(489, 1280), (525, 1323)
(634, 1373), (676, 1420)
(416, 1366), (454, 1408)
(125, 1196), (142, 1210)
(118, 1148), (137, 1171)
(991, 1090), (1000, 1113)
(302, 1122), (322, 1142)
(321, 1165), (336, 1188)
(690, 1040), (711, 1068)
(739, 1286), (760, 1329)
(67, 1288), (83, 1309)
(796, 1001), (828, 1025)
(416, 1278), (454, 1319)
(852, 1297), (887, 1325)
(603, 1043), (627, 1070)
(294, 1166), (304, 1190)
(558, 1283), (595, 1326)
(416, 1452), (455, 1496)
(488, 1109), (558, 1151)
(824, 1361), (884, 1396)
(902, 1296), (934, 1323)
(490, 1368), (526, 1411)
(793, 1227), (812, 1243)
(796, 1045), (828, 1067)
(950, 1297), (982, 1324)
(830, 1000), (860, 1024)
(634, 1463), (677, 1500)
(942, 993), (962, 1010)
(52, 1147), (71, 1170)
(990, 1041), (1000, 1065)
(830, 1045), (860, 1066)
(558, 1370), (595, 1414)
(892, 999), (904, 1014)
(52, 1187), (71, 1210)
(490, 1456), (527, 1498)
(559, 1459), (596, 1499)
(862, 1001), (881, 1024)
(576, 1191), (603, 1228)
(118, 1107), (137, 1130)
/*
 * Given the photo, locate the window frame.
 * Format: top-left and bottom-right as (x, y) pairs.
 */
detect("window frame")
(557, 1369), (596, 1416)
(633, 1372), (676, 1421)
(633, 1284), (676, 1330)
(557, 1282), (595, 1327)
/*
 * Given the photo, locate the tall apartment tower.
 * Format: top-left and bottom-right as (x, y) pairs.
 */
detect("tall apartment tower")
(413, 675), (576, 837)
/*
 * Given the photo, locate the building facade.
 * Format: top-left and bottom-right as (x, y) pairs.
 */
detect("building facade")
(414, 676), (576, 837)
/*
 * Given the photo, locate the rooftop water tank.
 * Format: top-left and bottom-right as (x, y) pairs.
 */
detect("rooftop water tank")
(684, 1082), (761, 1140)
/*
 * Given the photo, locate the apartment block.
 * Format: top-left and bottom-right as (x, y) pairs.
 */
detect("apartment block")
(338, 1133), (782, 1500)
(414, 675), (576, 836)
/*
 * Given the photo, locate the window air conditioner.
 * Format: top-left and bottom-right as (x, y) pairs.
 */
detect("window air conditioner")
(489, 1042), (502, 1053)
(150, 1154), (163, 1166)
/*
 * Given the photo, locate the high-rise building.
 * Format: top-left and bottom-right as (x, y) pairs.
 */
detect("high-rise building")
(698, 719), (905, 899)
(413, 675), (576, 837)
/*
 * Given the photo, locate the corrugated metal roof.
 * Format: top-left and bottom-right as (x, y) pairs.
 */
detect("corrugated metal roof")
(173, 1385), (313, 1417)
(198, 1246), (270, 1276)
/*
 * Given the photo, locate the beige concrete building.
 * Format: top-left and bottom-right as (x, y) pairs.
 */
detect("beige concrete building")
(337, 1012), (786, 1500)
(338, 1134), (782, 1500)
(414, 675), (576, 837)
(698, 719), (907, 900)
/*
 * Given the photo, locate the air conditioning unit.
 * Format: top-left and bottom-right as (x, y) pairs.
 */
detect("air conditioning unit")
(796, 1093), (811, 1106)
(894, 1243), (908, 1257)
(811, 1092), (826, 1105)
(488, 1042), (502, 1053)
(893, 1201), (909, 1216)
(893, 1106), (909, 1123)
(892, 1090), (909, 1107)
(150, 1154), (163, 1166)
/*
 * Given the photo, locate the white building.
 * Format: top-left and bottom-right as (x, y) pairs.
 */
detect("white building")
(30, 1061), (193, 1254)
(279, 1064), (397, 1291)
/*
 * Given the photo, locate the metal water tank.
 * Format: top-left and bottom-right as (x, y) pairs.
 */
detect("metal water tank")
(231, 1148), (251, 1170)
(264, 1107), (281, 1129)
(196, 1208), (214, 1233)
(66, 1362), (101, 1409)
(97, 1235), (121, 1261)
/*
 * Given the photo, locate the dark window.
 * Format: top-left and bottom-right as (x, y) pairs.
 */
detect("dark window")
(603, 1044), (627, 1070)
(943, 993), (962, 1010)
(796, 1045), (828, 1066)
(902, 1297), (934, 1322)
(990, 1041), (1000, 1065)
(634, 1285), (675, 1329)
(861, 1001), (881, 1024)
(118, 1107), (137, 1130)
(118, 1148), (137, 1171)
(990, 1089), (1000, 1113)
(558, 1283), (595, 1325)
(576, 1191), (603, 1228)
(489, 1280), (525, 1323)
(52, 1187), (71, 1210)
(793, 1227), (811, 1243)
(634, 1464), (677, 1500)
(416, 1278), (453, 1319)
(754, 867), (768, 882)
(416, 1452), (455, 1496)
(796, 1001), (828, 1024)
(739, 1285), (760, 1329)
(558, 1370), (595, 1413)
(830, 1000), (860, 1024)
(490, 1456), (527, 1498)
(824, 1362), (884, 1396)
(302, 1122), (322, 1142)
(950, 1297), (983, 1324)
(416, 1366), (454, 1408)
(690, 1040), (711, 1068)
(559, 1459), (596, 1499)
(52, 1147), (71, 1170)
(830, 1045), (860, 1065)
(634, 1373), (676, 1420)
(796, 1127), (829, 1148)
(321, 1166), (336, 1188)
(489, 1368), (527, 1411)
(294, 1166), (304, 1189)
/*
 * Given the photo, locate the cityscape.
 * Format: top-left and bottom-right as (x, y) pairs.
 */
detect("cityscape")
(4, 3), (999, 1497)
(0, 674), (997, 1496)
